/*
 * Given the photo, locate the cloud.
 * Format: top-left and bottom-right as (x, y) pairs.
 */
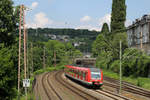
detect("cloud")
(77, 14), (111, 31)
(125, 19), (132, 27)
(80, 16), (91, 22)
(35, 12), (53, 27)
(99, 14), (111, 30)
(31, 2), (38, 9)
(27, 12), (53, 28)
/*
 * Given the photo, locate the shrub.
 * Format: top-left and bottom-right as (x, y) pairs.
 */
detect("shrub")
(110, 60), (120, 73)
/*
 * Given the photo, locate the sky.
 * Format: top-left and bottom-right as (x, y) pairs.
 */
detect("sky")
(13, 0), (150, 31)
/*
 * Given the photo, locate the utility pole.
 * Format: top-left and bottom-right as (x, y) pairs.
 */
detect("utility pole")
(23, 5), (27, 100)
(119, 41), (122, 94)
(18, 5), (22, 99)
(140, 25), (143, 49)
(31, 42), (33, 76)
(54, 51), (56, 67)
(43, 47), (46, 69)
(26, 27), (29, 78)
(23, 5), (27, 83)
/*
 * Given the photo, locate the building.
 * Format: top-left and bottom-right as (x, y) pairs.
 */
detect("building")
(57, 35), (70, 42)
(127, 15), (150, 54)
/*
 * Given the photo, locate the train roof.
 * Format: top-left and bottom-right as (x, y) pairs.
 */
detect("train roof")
(66, 65), (101, 72)
(65, 65), (89, 71)
(89, 68), (101, 72)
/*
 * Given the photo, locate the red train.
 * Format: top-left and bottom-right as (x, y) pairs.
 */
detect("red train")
(64, 65), (103, 87)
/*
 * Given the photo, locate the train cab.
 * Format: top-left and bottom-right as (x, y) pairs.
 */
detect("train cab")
(89, 68), (103, 86)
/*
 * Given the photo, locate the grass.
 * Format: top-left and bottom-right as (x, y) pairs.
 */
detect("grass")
(102, 69), (150, 90)
(34, 65), (64, 75)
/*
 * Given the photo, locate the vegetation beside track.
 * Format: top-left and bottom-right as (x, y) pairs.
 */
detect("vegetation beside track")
(103, 69), (150, 90)
(34, 65), (64, 75)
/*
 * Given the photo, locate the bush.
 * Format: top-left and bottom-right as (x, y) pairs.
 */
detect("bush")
(122, 48), (150, 77)
(0, 44), (18, 99)
(137, 77), (150, 90)
(110, 60), (120, 73)
(96, 51), (113, 69)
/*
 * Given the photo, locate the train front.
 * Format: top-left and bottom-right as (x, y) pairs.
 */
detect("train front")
(90, 68), (103, 87)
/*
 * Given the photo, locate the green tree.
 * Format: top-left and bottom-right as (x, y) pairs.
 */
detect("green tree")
(0, 0), (17, 46)
(92, 34), (109, 57)
(96, 51), (113, 69)
(121, 48), (150, 77)
(92, 23), (110, 57)
(0, 0), (19, 99)
(111, 32), (128, 59)
(0, 44), (18, 99)
(45, 40), (66, 66)
(101, 23), (109, 34)
(32, 46), (43, 71)
(111, 0), (126, 32)
(64, 42), (83, 64)
(92, 32), (127, 69)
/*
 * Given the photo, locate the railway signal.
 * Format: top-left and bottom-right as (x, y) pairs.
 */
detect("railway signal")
(43, 46), (46, 69)
(23, 79), (30, 88)
(54, 51), (56, 67)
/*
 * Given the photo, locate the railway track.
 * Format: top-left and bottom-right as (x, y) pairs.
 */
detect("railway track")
(95, 90), (130, 100)
(33, 77), (41, 100)
(39, 71), (131, 100)
(41, 72), (52, 100)
(55, 71), (99, 100)
(47, 73), (63, 100)
(58, 70), (130, 100)
(104, 76), (150, 98)
(41, 72), (63, 100)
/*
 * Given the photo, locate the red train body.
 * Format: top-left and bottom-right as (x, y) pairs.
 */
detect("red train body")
(64, 65), (103, 87)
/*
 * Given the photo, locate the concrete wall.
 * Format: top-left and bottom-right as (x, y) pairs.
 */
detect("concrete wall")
(131, 43), (150, 54)
(127, 23), (149, 47)
(127, 16), (150, 78)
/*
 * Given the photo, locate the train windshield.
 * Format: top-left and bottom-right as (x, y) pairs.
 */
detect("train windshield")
(91, 72), (101, 79)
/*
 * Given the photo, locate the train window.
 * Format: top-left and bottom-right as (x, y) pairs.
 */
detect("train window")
(79, 71), (81, 76)
(78, 71), (80, 76)
(83, 72), (86, 80)
(70, 69), (74, 74)
(91, 72), (101, 79)
(75, 70), (77, 74)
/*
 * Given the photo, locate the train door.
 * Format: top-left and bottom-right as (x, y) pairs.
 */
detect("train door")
(87, 70), (90, 82)
(85, 72), (88, 81)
